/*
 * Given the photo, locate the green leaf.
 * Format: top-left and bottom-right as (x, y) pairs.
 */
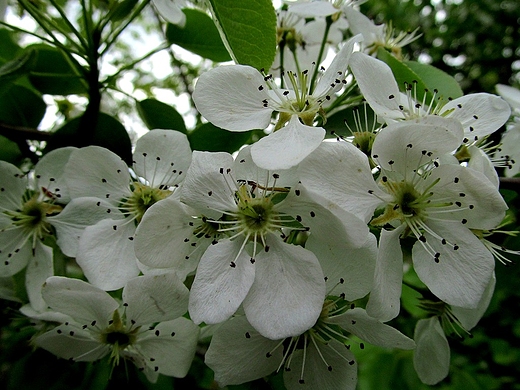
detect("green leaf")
(207, 0), (277, 70)
(0, 134), (22, 164)
(136, 98), (187, 133)
(166, 8), (232, 62)
(405, 61), (463, 104)
(188, 122), (256, 153)
(0, 83), (46, 127)
(45, 112), (132, 164)
(110, 0), (139, 22)
(0, 49), (38, 84)
(0, 29), (23, 64)
(26, 44), (87, 95)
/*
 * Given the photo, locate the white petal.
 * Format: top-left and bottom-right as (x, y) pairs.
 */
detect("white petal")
(180, 151), (237, 219)
(313, 34), (363, 98)
(35, 327), (109, 361)
(243, 234), (325, 339)
(233, 145), (299, 188)
(76, 218), (140, 291)
(496, 84), (520, 111)
(123, 272), (189, 326)
(193, 65), (273, 131)
(152, 0), (186, 26)
(423, 164), (507, 230)
(283, 339), (357, 390)
(277, 183), (369, 249)
(366, 226), (405, 322)
(205, 315), (282, 386)
(328, 307), (415, 350)
(349, 52), (404, 120)
(25, 241), (53, 312)
(35, 146), (76, 203)
(0, 160), (25, 210)
(466, 145), (499, 188)
(343, 6), (384, 47)
(250, 116), (326, 170)
(451, 272), (496, 331)
(0, 227), (31, 277)
(188, 239), (255, 325)
(372, 116), (464, 173)
(413, 317), (450, 385)
(298, 141), (385, 224)
(307, 232), (377, 301)
(442, 93), (511, 139)
(64, 146), (131, 202)
(134, 196), (204, 274)
(133, 130), (192, 187)
(42, 276), (119, 327)
(49, 197), (123, 257)
(412, 219), (494, 308)
(498, 123), (520, 177)
(135, 317), (199, 377)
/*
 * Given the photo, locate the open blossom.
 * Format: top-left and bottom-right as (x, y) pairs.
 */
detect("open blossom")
(297, 119), (507, 320)
(0, 148), (117, 310)
(343, 6), (420, 59)
(35, 273), (199, 383)
(205, 296), (414, 390)
(192, 34), (362, 170)
(62, 130), (192, 290)
(349, 51), (511, 144)
(174, 146), (373, 340)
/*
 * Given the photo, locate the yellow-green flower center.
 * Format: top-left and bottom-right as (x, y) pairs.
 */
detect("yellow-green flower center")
(120, 182), (171, 223)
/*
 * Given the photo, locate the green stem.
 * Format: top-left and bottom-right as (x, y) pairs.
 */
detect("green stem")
(48, 0), (90, 52)
(309, 15), (333, 93)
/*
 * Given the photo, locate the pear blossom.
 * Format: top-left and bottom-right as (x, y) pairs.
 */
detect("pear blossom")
(62, 130), (192, 290)
(413, 273), (495, 385)
(205, 297), (414, 389)
(177, 147), (373, 339)
(349, 51), (511, 145)
(343, 6), (420, 59)
(495, 83), (520, 177)
(192, 34), (362, 170)
(298, 119), (507, 320)
(35, 273), (199, 383)
(0, 149), (118, 310)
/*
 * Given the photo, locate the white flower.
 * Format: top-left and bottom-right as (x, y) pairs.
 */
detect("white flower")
(349, 51), (511, 144)
(63, 130), (192, 290)
(298, 120), (507, 320)
(0, 148), (112, 310)
(35, 273), (199, 383)
(413, 273), (495, 385)
(343, 6), (420, 59)
(192, 34), (362, 170)
(286, 0), (366, 18)
(178, 147), (371, 339)
(205, 297), (414, 389)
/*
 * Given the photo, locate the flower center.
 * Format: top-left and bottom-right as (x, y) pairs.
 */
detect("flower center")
(236, 185), (279, 237)
(120, 182), (171, 223)
(7, 192), (61, 239)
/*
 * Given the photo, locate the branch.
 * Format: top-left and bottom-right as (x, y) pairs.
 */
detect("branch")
(499, 177), (520, 192)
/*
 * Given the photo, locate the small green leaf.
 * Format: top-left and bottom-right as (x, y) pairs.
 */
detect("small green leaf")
(136, 98), (187, 133)
(188, 122), (256, 153)
(404, 61), (463, 104)
(45, 113), (132, 164)
(26, 44), (87, 95)
(0, 83), (46, 127)
(166, 8), (232, 62)
(207, 0), (277, 70)
(0, 134), (22, 164)
(110, 0), (139, 22)
(0, 29), (23, 64)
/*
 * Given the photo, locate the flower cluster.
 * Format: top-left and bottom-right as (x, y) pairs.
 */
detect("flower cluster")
(0, 1), (517, 389)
